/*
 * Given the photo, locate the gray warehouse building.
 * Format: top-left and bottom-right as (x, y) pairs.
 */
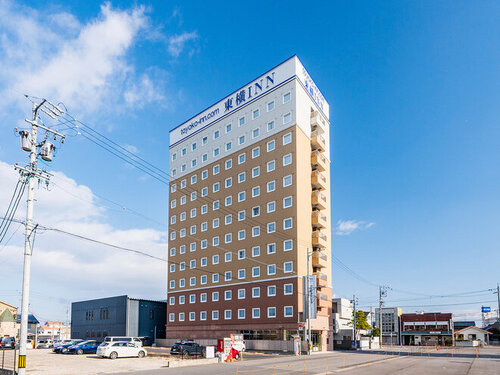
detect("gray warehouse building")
(71, 295), (166, 345)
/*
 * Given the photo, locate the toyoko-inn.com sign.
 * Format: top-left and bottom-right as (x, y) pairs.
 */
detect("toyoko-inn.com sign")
(169, 56), (330, 146)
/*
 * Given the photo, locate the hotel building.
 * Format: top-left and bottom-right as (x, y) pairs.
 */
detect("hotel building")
(167, 56), (332, 350)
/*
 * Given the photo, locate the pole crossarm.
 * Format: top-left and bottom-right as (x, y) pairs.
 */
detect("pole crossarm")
(14, 164), (52, 181)
(24, 119), (66, 140)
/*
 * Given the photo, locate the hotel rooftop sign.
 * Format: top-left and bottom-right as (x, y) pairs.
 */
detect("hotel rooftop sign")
(169, 56), (329, 147)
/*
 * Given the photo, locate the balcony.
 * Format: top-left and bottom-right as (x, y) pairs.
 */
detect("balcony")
(312, 230), (328, 248)
(311, 170), (328, 191)
(317, 293), (330, 309)
(312, 251), (328, 269)
(311, 130), (326, 152)
(311, 190), (327, 210)
(312, 210), (327, 229)
(311, 150), (328, 172)
(311, 111), (327, 132)
(314, 271), (328, 287)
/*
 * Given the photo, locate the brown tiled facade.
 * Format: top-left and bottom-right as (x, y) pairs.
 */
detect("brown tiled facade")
(167, 57), (332, 349)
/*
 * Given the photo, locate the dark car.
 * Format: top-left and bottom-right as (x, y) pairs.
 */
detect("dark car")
(66, 340), (99, 355)
(170, 341), (206, 357)
(53, 340), (84, 353)
(1, 337), (16, 349)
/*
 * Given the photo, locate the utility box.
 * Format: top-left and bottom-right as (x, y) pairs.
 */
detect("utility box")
(19, 130), (32, 152)
(205, 346), (215, 358)
(40, 140), (55, 161)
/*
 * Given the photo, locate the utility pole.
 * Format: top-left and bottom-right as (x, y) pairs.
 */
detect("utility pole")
(496, 283), (500, 320)
(352, 295), (357, 350)
(378, 285), (389, 347)
(15, 99), (65, 375)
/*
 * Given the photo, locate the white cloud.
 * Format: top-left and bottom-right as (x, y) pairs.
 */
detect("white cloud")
(168, 31), (198, 57)
(0, 1), (167, 113)
(335, 219), (375, 236)
(0, 160), (167, 321)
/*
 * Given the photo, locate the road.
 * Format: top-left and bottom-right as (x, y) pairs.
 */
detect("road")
(113, 347), (500, 375)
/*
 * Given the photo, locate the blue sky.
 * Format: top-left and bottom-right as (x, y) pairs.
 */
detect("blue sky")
(0, 0), (498, 324)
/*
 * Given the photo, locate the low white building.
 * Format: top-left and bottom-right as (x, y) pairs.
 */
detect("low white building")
(455, 326), (491, 345)
(332, 298), (353, 341)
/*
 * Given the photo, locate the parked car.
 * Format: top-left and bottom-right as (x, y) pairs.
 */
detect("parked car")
(66, 340), (99, 355)
(103, 336), (143, 347)
(36, 340), (52, 349)
(53, 340), (84, 353)
(170, 341), (206, 357)
(97, 342), (147, 359)
(1, 337), (16, 349)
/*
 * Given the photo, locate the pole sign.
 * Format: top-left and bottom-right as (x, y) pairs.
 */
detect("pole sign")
(481, 306), (491, 313)
(302, 275), (317, 320)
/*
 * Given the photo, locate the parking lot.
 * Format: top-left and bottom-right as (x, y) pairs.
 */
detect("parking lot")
(4, 346), (500, 374)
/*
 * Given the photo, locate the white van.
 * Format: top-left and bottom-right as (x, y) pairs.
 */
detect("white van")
(102, 337), (143, 347)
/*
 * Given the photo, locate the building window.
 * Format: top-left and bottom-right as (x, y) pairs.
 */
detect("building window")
(267, 222), (276, 233)
(213, 218), (220, 229)
(213, 148), (220, 157)
(179, 313), (185, 321)
(238, 249), (245, 259)
(225, 290), (232, 300)
(267, 101), (275, 111)
(267, 181), (276, 193)
(180, 262), (186, 271)
(252, 166), (260, 178)
(252, 128), (260, 139)
(212, 310), (219, 320)
(252, 308), (260, 319)
(190, 277), (196, 286)
(225, 233), (232, 244)
(283, 218), (293, 230)
(212, 292), (219, 301)
(252, 226), (260, 237)
(267, 307), (276, 318)
(214, 130), (220, 139)
(267, 140), (275, 152)
(201, 205), (208, 214)
(225, 142), (232, 152)
(238, 230), (246, 240)
(267, 201), (276, 213)
(267, 243), (276, 254)
(283, 153), (292, 166)
(189, 312), (195, 321)
(252, 186), (260, 197)
(268, 285), (276, 296)
(238, 172), (246, 183)
(179, 295), (185, 304)
(225, 159), (232, 170)
(225, 310), (232, 320)
(169, 313), (175, 322)
(238, 153), (246, 164)
(226, 123), (232, 133)
(283, 239), (293, 252)
(238, 269), (245, 279)
(169, 280), (175, 289)
(200, 311), (207, 321)
(252, 266), (260, 277)
(179, 279), (185, 287)
(283, 132), (292, 145)
(189, 294), (196, 304)
(201, 239), (207, 248)
(284, 283), (293, 295)
(238, 191), (246, 202)
(225, 252), (232, 262)
(283, 196), (293, 208)
(212, 255), (219, 265)
(225, 214), (232, 225)
(169, 297), (175, 306)
(225, 271), (232, 281)
(212, 236), (219, 246)
(225, 177), (232, 188)
(238, 289), (246, 299)
(267, 160), (275, 172)
(202, 170), (208, 180)
(283, 92), (291, 103)
(238, 135), (245, 145)
(213, 164), (220, 175)
(200, 275), (207, 284)
(284, 261), (293, 273)
(238, 210), (246, 221)
(252, 147), (260, 158)
(283, 112), (292, 124)
(283, 175), (292, 187)
(284, 306), (293, 317)
(252, 287), (260, 298)
(238, 309), (246, 319)
(252, 246), (260, 257)
(201, 257), (207, 267)
(213, 182), (220, 193)
(267, 264), (276, 275)
(239, 117), (246, 126)
(267, 120), (275, 132)
(200, 293), (207, 302)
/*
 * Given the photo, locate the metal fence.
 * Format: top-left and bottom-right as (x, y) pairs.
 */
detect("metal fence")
(0, 348), (17, 375)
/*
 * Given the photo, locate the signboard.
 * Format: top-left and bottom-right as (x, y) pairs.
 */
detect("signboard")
(298, 322), (306, 328)
(302, 275), (317, 320)
(169, 56), (330, 147)
(481, 306), (491, 313)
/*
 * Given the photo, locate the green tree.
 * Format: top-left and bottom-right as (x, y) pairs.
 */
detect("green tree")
(348, 311), (371, 331)
(371, 327), (380, 337)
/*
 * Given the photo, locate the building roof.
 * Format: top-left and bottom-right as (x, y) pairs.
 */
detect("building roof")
(0, 300), (17, 309)
(0, 308), (16, 322)
(16, 314), (39, 324)
(401, 312), (452, 322)
(455, 326), (492, 334)
(454, 321), (476, 328)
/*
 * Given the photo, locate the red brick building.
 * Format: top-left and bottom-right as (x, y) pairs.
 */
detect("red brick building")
(401, 313), (453, 346)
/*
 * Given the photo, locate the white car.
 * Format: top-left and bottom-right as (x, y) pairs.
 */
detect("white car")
(97, 342), (147, 359)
